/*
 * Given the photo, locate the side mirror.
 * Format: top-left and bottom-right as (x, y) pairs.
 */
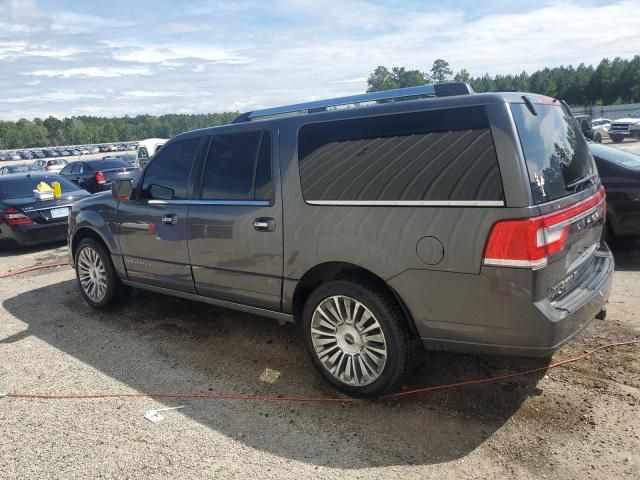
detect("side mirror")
(112, 179), (132, 201)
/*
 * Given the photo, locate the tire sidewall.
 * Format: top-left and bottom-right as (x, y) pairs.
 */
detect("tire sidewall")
(75, 238), (118, 309)
(302, 280), (407, 397)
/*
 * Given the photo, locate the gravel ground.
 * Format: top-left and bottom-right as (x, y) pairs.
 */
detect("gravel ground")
(0, 240), (639, 479)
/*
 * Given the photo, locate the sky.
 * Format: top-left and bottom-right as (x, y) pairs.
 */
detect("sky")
(0, 0), (639, 121)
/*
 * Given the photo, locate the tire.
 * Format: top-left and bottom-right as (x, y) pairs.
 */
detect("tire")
(610, 135), (623, 144)
(302, 279), (412, 398)
(75, 238), (130, 310)
(594, 133), (602, 143)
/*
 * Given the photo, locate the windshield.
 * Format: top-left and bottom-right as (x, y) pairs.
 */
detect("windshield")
(589, 144), (640, 168)
(511, 103), (597, 204)
(0, 176), (81, 200)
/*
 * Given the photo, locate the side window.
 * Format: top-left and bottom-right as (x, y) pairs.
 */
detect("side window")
(297, 107), (504, 202)
(201, 131), (273, 201)
(141, 137), (201, 200)
(60, 164), (73, 175)
(71, 163), (83, 174)
(138, 147), (149, 160)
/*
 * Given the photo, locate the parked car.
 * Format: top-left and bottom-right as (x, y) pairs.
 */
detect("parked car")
(0, 163), (44, 175)
(609, 110), (640, 143)
(136, 138), (167, 167)
(574, 114), (607, 143)
(59, 150), (70, 157)
(0, 173), (90, 248)
(34, 158), (69, 173)
(592, 118), (612, 133)
(589, 143), (640, 240)
(8, 153), (22, 161)
(68, 84), (612, 397)
(60, 158), (139, 194)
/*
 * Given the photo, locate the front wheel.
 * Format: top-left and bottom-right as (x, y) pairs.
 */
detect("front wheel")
(610, 135), (624, 143)
(594, 133), (602, 143)
(75, 238), (130, 309)
(302, 280), (412, 398)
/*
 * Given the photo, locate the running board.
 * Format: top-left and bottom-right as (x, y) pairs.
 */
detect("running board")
(121, 280), (295, 323)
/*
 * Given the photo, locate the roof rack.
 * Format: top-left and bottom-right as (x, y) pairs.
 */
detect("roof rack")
(233, 82), (474, 123)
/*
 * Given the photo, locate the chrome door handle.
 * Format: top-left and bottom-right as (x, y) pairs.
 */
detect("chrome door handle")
(161, 214), (177, 225)
(253, 217), (275, 232)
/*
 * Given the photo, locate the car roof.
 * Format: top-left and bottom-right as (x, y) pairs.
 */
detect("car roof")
(171, 90), (557, 143)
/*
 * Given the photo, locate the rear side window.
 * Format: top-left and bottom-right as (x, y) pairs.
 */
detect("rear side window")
(0, 176), (80, 199)
(201, 131), (273, 201)
(297, 107), (503, 203)
(141, 137), (201, 200)
(511, 103), (596, 204)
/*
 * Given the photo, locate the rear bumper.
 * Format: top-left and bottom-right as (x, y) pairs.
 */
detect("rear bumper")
(388, 247), (614, 357)
(0, 222), (68, 247)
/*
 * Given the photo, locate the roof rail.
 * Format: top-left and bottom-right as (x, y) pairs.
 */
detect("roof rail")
(233, 82), (474, 123)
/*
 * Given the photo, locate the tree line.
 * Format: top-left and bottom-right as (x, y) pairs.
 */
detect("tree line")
(2, 56), (639, 150)
(367, 56), (640, 107)
(0, 112), (238, 150)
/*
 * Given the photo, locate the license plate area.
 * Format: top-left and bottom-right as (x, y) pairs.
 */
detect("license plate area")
(50, 207), (70, 219)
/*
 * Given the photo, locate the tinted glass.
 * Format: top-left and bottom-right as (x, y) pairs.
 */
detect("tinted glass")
(71, 163), (82, 174)
(298, 107), (503, 202)
(511, 104), (596, 204)
(0, 176), (81, 199)
(202, 131), (271, 201)
(61, 164), (73, 174)
(590, 144), (640, 168)
(141, 137), (201, 200)
(254, 133), (273, 201)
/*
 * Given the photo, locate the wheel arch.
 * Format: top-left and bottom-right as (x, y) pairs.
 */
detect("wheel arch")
(290, 261), (419, 337)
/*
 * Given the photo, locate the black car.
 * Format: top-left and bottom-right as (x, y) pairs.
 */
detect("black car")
(589, 143), (640, 239)
(59, 159), (140, 194)
(0, 173), (90, 248)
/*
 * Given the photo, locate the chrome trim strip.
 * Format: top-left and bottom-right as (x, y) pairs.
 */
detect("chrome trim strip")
(23, 204), (73, 212)
(148, 200), (270, 206)
(121, 280), (294, 323)
(550, 198), (605, 230)
(306, 200), (505, 207)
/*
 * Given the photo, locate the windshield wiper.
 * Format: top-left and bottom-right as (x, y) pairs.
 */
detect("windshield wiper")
(566, 172), (598, 191)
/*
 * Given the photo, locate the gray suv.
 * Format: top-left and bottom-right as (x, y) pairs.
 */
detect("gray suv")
(68, 83), (613, 397)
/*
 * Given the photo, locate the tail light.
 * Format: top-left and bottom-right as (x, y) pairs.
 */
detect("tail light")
(483, 187), (606, 269)
(1, 207), (33, 226)
(95, 171), (106, 184)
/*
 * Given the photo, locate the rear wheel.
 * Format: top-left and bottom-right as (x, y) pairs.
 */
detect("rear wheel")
(610, 135), (624, 143)
(75, 238), (129, 309)
(594, 133), (602, 143)
(302, 280), (411, 398)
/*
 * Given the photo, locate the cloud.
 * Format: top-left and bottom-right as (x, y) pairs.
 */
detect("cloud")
(24, 66), (153, 78)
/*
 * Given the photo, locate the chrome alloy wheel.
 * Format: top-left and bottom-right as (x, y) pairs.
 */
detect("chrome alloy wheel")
(310, 295), (388, 386)
(77, 246), (107, 303)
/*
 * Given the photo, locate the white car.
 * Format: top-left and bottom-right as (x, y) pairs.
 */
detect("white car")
(34, 158), (69, 173)
(609, 110), (640, 143)
(591, 118), (612, 132)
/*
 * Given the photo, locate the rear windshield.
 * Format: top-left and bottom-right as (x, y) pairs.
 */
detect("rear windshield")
(0, 176), (81, 199)
(511, 103), (596, 204)
(86, 160), (131, 170)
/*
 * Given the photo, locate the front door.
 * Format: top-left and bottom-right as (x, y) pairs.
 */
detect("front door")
(187, 130), (283, 310)
(117, 136), (204, 292)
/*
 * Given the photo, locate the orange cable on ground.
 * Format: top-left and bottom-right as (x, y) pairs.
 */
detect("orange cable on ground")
(4, 340), (639, 403)
(0, 262), (68, 279)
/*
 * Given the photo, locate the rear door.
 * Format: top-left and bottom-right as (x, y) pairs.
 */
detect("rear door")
(117, 136), (204, 293)
(187, 129), (283, 310)
(511, 102), (605, 277)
